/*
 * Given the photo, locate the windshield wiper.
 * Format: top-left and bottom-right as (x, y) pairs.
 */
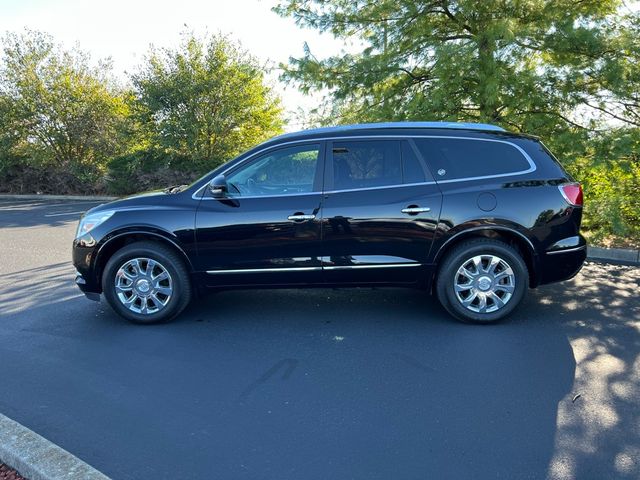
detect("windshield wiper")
(163, 184), (188, 194)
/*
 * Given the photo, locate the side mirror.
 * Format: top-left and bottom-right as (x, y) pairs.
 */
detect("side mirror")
(208, 174), (228, 197)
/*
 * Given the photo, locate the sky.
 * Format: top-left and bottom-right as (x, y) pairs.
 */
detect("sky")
(0, 0), (349, 129)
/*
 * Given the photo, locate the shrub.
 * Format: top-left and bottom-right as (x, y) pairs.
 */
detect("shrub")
(105, 149), (201, 195)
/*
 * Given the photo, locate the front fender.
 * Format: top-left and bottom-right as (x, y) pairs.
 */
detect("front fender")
(95, 227), (193, 270)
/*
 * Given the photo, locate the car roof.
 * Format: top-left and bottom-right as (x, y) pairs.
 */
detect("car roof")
(270, 121), (506, 143)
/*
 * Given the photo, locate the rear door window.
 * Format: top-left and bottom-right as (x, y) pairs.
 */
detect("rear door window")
(331, 140), (402, 190)
(330, 139), (432, 190)
(414, 138), (533, 181)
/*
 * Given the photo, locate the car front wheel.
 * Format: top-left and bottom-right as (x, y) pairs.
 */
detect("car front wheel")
(102, 241), (192, 324)
(436, 239), (529, 324)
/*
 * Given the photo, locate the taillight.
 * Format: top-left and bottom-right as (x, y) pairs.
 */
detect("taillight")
(559, 183), (583, 206)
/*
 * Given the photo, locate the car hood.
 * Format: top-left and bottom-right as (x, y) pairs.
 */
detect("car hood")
(84, 189), (172, 215)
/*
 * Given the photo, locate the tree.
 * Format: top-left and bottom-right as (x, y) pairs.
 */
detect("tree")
(0, 30), (129, 192)
(131, 33), (284, 170)
(574, 10), (640, 128)
(274, 0), (623, 134)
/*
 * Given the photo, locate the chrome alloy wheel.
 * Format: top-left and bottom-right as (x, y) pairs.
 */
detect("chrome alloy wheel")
(114, 258), (173, 315)
(454, 254), (515, 314)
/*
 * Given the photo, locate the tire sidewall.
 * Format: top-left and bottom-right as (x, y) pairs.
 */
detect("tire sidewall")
(437, 241), (528, 324)
(102, 244), (188, 324)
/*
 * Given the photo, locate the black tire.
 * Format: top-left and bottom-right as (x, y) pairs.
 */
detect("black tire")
(102, 241), (192, 324)
(436, 239), (529, 324)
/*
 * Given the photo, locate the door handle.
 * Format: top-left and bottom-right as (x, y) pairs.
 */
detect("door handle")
(401, 206), (431, 215)
(288, 214), (316, 221)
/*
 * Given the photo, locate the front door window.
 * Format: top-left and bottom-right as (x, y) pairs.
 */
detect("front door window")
(226, 144), (321, 197)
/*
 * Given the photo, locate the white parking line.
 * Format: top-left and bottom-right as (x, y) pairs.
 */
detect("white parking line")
(44, 210), (86, 217)
(0, 201), (100, 210)
(0, 202), (49, 209)
(39, 202), (100, 208)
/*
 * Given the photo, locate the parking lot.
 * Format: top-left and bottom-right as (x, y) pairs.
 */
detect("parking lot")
(0, 198), (639, 480)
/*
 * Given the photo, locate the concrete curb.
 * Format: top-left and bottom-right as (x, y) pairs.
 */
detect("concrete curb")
(0, 194), (116, 201)
(587, 246), (640, 266)
(0, 413), (110, 480)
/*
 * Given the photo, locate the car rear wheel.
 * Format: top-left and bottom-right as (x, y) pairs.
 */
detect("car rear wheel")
(436, 239), (528, 324)
(102, 241), (192, 324)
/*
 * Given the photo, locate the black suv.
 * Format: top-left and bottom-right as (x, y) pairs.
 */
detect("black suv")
(73, 122), (586, 324)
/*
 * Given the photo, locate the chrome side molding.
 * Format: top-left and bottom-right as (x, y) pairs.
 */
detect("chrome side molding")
(206, 263), (422, 274)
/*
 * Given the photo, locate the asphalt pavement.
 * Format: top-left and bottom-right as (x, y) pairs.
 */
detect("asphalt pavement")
(0, 198), (638, 480)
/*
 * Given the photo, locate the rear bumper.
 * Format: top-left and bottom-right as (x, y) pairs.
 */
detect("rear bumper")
(537, 235), (587, 285)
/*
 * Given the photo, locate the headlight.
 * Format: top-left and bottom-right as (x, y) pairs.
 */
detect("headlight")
(76, 210), (115, 238)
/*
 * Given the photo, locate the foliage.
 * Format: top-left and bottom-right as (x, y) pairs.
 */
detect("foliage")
(567, 129), (640, 247)
(275, 0), (616, 130)
(0, 30), (285, 195)
(129, 33), (284, 174)
(0, 30), (130, 193)
(573, 11), (640, 129)
(105, 148), (197, 195)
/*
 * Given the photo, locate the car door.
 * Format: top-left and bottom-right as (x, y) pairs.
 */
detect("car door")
(321, 138), (442, 284)
(194, 142), (326, 286)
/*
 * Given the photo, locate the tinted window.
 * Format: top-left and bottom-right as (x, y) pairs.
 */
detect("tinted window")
(226, 144), (319, 197)
(414, 138), (531, 180)
(332, 140), (402, 190)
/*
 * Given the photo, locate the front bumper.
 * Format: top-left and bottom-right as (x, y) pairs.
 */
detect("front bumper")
(75, 271), (101, 301)
(73, 233), (103, 300)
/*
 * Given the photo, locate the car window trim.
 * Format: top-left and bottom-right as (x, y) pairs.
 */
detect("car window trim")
(192, 134), (536, 199)
(324, 180), (437, 194)
(406, 138), (435, 182)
